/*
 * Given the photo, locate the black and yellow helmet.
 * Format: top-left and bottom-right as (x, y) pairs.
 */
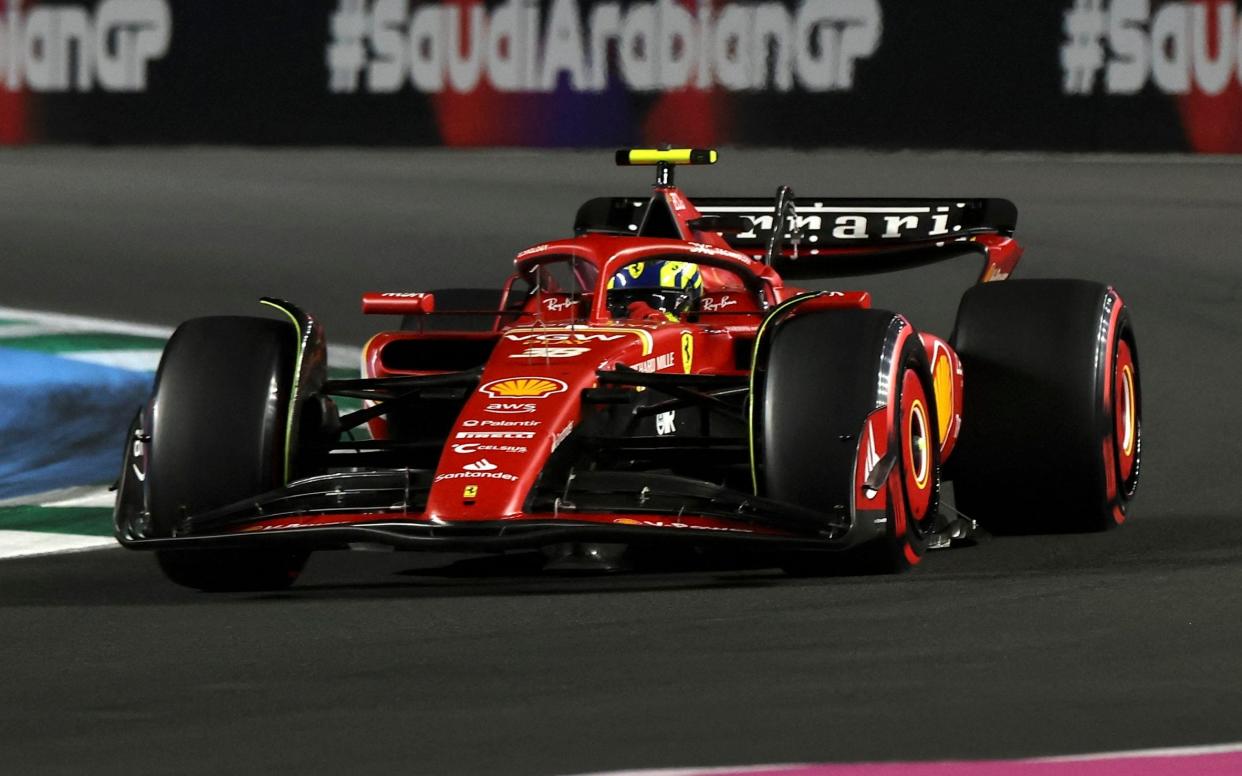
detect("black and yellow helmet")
(607, 260), (703, 320)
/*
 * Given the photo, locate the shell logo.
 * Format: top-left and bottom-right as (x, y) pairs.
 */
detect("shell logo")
(479, 377), (568, 399)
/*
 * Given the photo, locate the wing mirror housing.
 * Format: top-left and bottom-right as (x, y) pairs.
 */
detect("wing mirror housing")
(688, 214), (753, 235)
(361, 292), (436, 316)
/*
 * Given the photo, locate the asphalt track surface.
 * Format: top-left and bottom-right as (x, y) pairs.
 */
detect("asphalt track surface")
(2, 149), (1241, 774)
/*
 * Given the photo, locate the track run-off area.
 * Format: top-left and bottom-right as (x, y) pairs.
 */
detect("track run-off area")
(0, 308), (164, 556)
(1, 149), (1240, 775)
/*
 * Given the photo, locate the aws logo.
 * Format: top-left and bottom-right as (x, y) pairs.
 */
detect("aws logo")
(484, 402), (537, 414)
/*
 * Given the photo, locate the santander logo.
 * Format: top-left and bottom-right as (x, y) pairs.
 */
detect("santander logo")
(463, 459), (498, 471)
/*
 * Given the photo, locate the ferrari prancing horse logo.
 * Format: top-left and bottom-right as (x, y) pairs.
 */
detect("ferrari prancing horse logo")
(680, 332), (693, 374)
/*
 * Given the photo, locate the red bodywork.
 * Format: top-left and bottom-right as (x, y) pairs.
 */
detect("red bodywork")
(234, 182), (1017, 542)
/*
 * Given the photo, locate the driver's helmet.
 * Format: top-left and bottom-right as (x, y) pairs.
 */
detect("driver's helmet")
(607, 260), (703, 320)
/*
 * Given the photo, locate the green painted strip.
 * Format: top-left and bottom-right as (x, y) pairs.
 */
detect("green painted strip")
(0, 332), (166, 353)
(0, 506), (114, 537)
(0, 318), (25, 327)
(328, 365), (364, 416)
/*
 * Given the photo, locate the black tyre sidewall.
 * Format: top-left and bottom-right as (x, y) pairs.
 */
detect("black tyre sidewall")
(950, 279), (1138, 532)
(758, 308), (939, 573)
(142, 316), (310, 591)
(145, 316), (295, 534)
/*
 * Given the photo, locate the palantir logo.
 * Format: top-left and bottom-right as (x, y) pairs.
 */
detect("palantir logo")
(0, 0), (172, 93)
(1062, 0), (1242, 96)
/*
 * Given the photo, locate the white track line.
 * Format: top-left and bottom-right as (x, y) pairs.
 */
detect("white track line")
(566, 742), (1242, 776)
(0, 531), (116, 559)
(0, 305), (174, 338)
(1035, 741), (1242, 762)
(61, 349), (165, 372)
(0, 305), (362, 368)
(566, 766), (807, 776)
(39, 487), (116, 510)
(0, 484), (109, 508)
(0, 323), (90, 339)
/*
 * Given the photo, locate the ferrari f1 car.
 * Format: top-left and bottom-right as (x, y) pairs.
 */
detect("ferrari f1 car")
(114, 149), (1142, 590)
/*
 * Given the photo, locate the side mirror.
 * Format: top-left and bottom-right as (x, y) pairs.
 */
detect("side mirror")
(361, 292), (436, 316)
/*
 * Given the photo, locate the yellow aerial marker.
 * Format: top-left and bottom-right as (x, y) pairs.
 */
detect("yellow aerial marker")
(615, 148), (719, 166)
(616, 148), (718, 185)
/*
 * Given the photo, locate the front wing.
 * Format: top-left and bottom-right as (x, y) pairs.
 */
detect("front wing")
(115, 469), (886, 554)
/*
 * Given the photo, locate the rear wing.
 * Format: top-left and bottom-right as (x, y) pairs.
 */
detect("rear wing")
(574, 195), (1021, 280)
(694, 197), (1016, 246)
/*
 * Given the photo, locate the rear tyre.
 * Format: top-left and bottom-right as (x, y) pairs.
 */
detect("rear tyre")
(755, 309), (940, 575)
(949, 280), (1141, 533)
(144, 316), (309, 591)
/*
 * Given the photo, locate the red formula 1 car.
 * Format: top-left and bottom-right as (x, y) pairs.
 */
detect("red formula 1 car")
(114, 149), (1142, 590)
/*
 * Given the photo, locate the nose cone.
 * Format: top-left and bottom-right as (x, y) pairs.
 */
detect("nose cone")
(423, 325), (655, 521)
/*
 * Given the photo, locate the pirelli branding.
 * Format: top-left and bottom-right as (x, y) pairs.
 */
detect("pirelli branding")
(456, 431), (537, 439)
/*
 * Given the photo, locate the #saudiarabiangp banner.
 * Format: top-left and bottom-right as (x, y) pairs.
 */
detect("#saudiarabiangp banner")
(1060, 0), (1242, 152)
(0, 0), (1240, 150)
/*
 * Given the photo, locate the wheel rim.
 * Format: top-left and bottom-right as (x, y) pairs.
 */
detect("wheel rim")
(900, 369), (935, 528)
(909, 400), (931, 490)
(1113, 338), (1139, 487)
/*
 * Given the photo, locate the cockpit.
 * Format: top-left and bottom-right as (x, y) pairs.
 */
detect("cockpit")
(501, 243), (769, 326)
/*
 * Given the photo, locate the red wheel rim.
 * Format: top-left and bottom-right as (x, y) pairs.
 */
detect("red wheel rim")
(900, 369), (934, 525)
(1113, 339), (1137, 482)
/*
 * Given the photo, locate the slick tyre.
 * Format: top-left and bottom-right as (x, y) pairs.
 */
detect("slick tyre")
(144, 316), (308, 591)
(756, 308), (940, 575)
(949, 280), (1141, 533)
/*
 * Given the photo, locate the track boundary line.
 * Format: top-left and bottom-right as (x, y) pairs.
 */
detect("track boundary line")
(0, 305), (363, 367)
(568, 741), (1242, 776)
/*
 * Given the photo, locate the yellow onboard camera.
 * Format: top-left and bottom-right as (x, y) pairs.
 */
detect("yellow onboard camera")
(615, 148), (718, 185)
(615, 148), (718, 166)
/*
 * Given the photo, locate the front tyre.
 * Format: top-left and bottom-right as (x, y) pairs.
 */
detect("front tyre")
(754, 308), (940, 575)
(139, 316), (310, 591)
